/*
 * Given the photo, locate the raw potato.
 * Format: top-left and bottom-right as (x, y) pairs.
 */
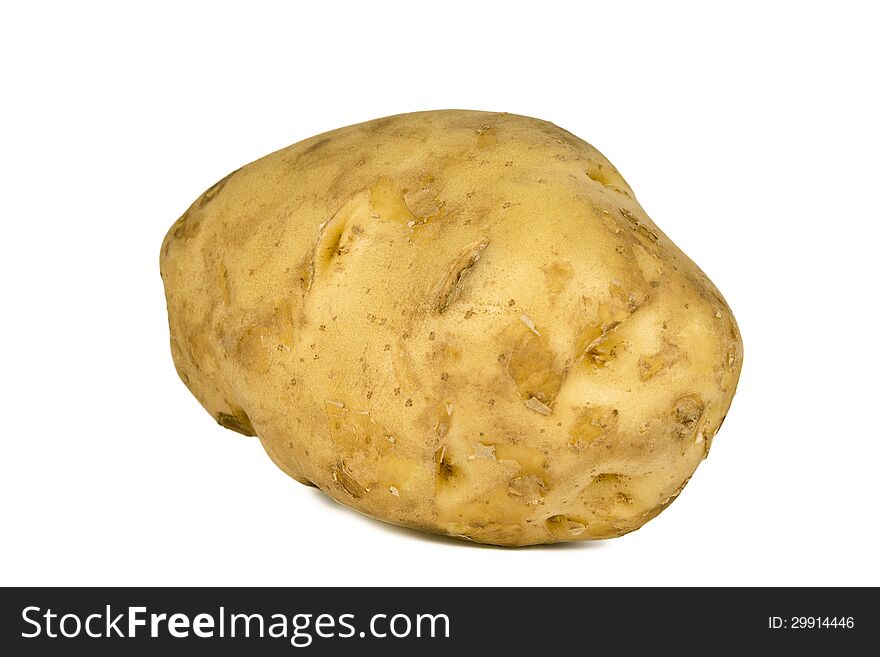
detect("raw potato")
(160, 110), (742, 546)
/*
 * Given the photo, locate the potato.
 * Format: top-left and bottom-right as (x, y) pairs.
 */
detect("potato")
(160, 110), (742, 546)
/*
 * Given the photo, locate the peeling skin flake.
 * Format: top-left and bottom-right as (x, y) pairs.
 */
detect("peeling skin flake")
(546, 514), (587, 537)
(469, 442), (497, 460)
(435, 240), (489, 313)
(327, 399), (345, 408)
(525, 396), (552, 415)
(389, 486), (400, 496)
(519, 313), (540, 335)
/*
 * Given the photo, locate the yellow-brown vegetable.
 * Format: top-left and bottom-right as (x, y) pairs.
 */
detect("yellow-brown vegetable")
(160, 110), (742, 546)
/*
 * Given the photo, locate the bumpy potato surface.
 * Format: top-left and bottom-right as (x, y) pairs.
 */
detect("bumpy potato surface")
(160, 110), (742, 546)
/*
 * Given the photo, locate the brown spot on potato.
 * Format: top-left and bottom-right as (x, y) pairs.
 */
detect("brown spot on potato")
(569, 406), (618, 451)
(331, 462), (366, 498)
(507, 473), (546, 505)
(546, 514), (587, 538)
(591, 473), (627, 486)
(475, 125), (497, 148)
(673, 394), (705, 431)
(576, 285), (647, 368)
(493, 445), (549, 503)
(584, 160), (633, 198)
(583, 473), (635, 519)
(198, 170), (237, 209)
(434, 445), (456, 484)
(543, 261), (574, 294)
(505, 322), (564, 406)
(302, 137), (331, 154)
(326, 403), (393, 460)
(405, 176), (447, 225)
(620, 207), (660, 244)
(369, 176), (414, 223)
(576, 320), (621, 366)
(304, 190), (372, 290)
(435, 239), (489, 313)
(638, 342), (680, 381)
(217, 263), (231, 306)
(235, 325), (271, 374)
(494, 445), (546, 471)
(163, 206), (207, 258)
(217, 410), (256, 436)
(185, 327), (217, 373)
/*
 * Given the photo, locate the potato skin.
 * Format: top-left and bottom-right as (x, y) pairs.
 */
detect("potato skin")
(160, 110), (742, 546)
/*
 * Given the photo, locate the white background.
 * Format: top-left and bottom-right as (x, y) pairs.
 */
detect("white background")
(2, 1), (878, 586)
